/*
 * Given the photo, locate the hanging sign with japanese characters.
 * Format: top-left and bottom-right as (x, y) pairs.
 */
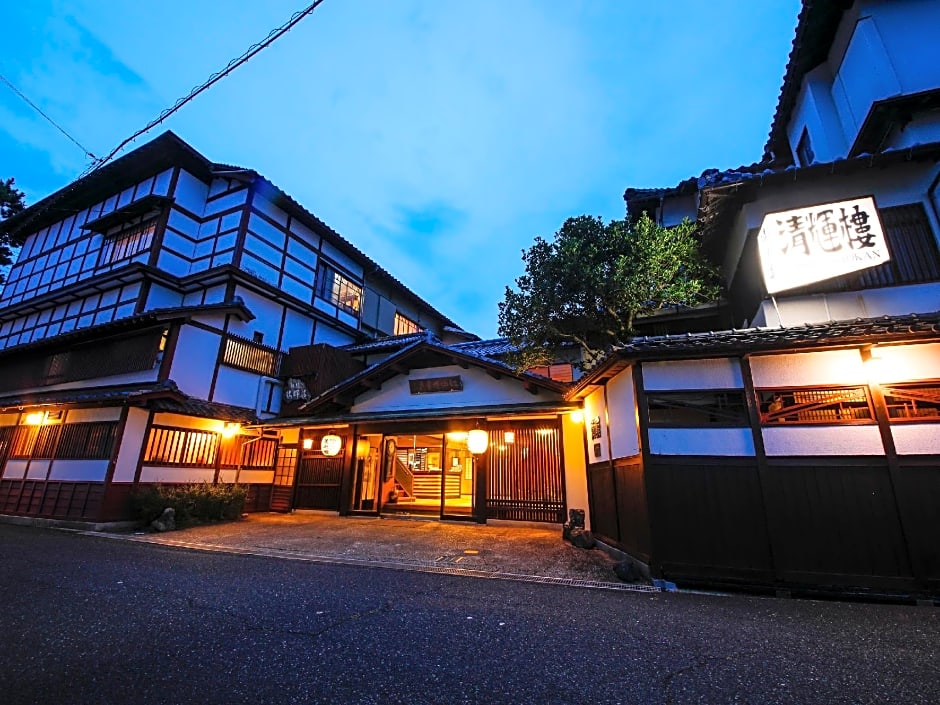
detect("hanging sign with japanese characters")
(756, 196), (890, 294)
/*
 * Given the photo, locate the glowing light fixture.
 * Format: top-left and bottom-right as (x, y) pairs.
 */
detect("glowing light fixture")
(865, 348), (888, 385)
(302, 438), (314, 451)
(467, 428), (489, 455)
(221, 422), (241, 439)
(356, 437), (371, 458)
(570, 410), (584, 424)
(24, 412), (45, 425)
(321, 433), (342, 457)
(503, 431), (515, 444)
(446, 431), (469, 442)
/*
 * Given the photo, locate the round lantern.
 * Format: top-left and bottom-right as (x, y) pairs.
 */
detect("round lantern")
(321, 433), (342, 457)
(467, 428), (489, 455)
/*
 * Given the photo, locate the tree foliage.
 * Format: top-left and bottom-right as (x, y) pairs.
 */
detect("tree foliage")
(498, 213), (722, 370)
(0, 177), (27, 278)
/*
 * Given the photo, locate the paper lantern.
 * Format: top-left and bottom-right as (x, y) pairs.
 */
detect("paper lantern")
(467, 429), (489, 454)
(321, 433), (342, 457)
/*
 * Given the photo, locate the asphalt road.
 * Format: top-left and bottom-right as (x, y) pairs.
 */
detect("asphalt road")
(0, 524), (937, 705)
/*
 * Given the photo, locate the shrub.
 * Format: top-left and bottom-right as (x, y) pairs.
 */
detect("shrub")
(131, 482), (248, 526)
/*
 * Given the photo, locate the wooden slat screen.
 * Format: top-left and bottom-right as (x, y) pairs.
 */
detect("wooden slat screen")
(485, 426), (565, 523)
(144, 426), (219, 467)
(56, 422), (118, 459)
(218, 436), (278, 468)
(221, 334), (282, 377)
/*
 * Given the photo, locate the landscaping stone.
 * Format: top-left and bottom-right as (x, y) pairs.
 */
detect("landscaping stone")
(150, 507), (176, 532)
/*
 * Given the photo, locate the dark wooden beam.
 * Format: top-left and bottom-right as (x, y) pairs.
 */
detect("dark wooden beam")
(524, 382), (539, 395)
(486, 370), (502, 380)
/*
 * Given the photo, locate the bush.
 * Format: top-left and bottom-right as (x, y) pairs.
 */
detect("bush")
(131, 482), (248, 526)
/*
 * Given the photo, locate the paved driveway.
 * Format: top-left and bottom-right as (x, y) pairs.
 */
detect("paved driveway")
(106, 512), (646, 590)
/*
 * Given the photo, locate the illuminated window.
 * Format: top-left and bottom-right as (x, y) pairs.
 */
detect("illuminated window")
(647, 391), (748, 427)
(758, 387), (873, 424)
(144, 426), (219, 467)
(393, 313), (421, 336)
(881, 382), (940, 422)
(317, 266), (362, 315)
(100, 219), (156, 264)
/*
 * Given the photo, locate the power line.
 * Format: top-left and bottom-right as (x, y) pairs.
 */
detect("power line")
(80, 0), (328, 178)
(0, 73), (97, 161)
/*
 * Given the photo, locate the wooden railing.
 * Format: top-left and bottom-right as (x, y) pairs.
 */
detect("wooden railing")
(221, 334), (282, 377)
(394, 458), (414, 498)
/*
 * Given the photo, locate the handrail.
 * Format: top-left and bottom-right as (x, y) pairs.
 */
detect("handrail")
(394, 457), (413, 497)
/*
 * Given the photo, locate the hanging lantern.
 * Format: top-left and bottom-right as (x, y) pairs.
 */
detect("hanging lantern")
(356, 437), (371, 458)
(467, 428), (489, 455)
(321, 433), (342, 457)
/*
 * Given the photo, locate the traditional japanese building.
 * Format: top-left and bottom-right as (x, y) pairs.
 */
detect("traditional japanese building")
(579, 0), (940, 594)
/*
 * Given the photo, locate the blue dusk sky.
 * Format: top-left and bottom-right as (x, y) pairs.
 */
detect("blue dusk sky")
(0, 0), (801, 338)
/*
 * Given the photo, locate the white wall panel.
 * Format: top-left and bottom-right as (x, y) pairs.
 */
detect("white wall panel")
(891, 424), (940, 455)
(139, 466), (215, 483)
(320, 240), (363, 278)
(583, 387), (608, 464)
(48, 460), (108, 481)
(3, 460), (28, 479)
(146, 284), (184, 310)
(352, 365), (559, 413)
(562, 413), (590, 529)
(227, 286), (284, 342)
(313, 324), (355, 346)
(606, 369), (640, 459)
(643, 358), (743, 391)
(169, 326), (221, 399)
(112, 408), (150, 482)
(26, 460), (51, 479)
(649, 428), (755, 456)
(66, 408), (122, 423)
(750, 349), (866, 387)
(218, 469), (275, 484)
(173, 170), (208, 216)
(152, 413), (223, 432)
(152, 169), (174, 196)
(253, 195), (288, 226)
(871, 342), (940, 383)
(280, 309), (315, 349)
(213, 367), (262, 409)
(762, 425), (884, 455)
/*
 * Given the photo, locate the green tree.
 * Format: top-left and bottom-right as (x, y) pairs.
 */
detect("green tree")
(498, 213), (722, 370)
(0, 177), (27, 279)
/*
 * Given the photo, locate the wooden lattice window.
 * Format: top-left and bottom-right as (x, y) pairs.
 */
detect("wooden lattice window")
(144, 426), (219, 467)
(647, 391), (748, 427)
(759, 387), (873, 424)
(56, 422), (118, 459)
(100, 219), (156, 264)
(881, 382), (940, 422)
(218, 436), (279, 468)
(393, 313), (421, 336)
(221, 334), (282, 376)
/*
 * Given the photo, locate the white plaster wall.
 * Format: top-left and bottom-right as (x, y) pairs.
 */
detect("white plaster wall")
(204, 188), (249, 217)
(352, 365), (557, 413)
(649, 428), (755, 456)
(279, 427), (300, 444)
(26, 460), (51, 479)
(753, 281), (940, 329)
(750, 349), (867, 387)
(583, 387), (609, 464)
(606, 368), (640, 459)
(870, 342), (940, 383)
(891, 424), (940, 455)
(561, 413), (590, 530)
(642, 358), (743, 391)
(168, 325), (221, 399)
(152, 413), (224, 432)
(226, 286), (284, 343)
(146, 284), (185, 310)
(48, 460), (108, 481)
(218, 469), (275, 484)
(213, 367), (262, 409)
(139, 466), (215, 483)
(253, 194), (288, 227)
(66, 408), (122, 423)
(280, 309), (315, 350)
(762, 425), (884, 455)
(10, 369), (160, 398)
(112, 407), (150, 482)
(172, 170), (209, 216)
(312, 324), (356, 347)
(787, 65), (850, 164)
(2, 460), (28, 479)
(863, 0), (940, 96)
(320, 241), (364, 279)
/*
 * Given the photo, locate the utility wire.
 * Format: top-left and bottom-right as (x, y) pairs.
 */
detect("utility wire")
(5, 0), (327, 244)
(80, 0), (328, 178)
(0, 73), (97, 161)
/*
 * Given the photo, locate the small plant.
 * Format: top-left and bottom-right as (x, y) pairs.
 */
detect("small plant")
(131, 482), (248, 526)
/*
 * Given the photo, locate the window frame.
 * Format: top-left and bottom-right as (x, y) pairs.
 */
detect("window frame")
(317, 265), (363, 316)
(757, 385), (875, 426)
(880, 381), (940, 423)
(645, 389), (750, 428)
(393, 312), (421, 336)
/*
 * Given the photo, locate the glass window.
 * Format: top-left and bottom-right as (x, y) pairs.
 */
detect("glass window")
(647, 391), (748, 427)
(758, 387), (873, 424)
(317, 266), (362, 315)
(393, 313), (421, 336)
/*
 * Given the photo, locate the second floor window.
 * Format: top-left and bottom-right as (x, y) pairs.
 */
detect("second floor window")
(317, 266), (362, 315)
(393, 313), (421, 336)
(100, 219), (156, 265)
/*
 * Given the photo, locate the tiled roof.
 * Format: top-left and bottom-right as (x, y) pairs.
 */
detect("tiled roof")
(450, 337), (517, 358)
(146, 396), (258, 424)
(0, 380), (180, 410)
(621, 312), (940, 356)
(342, 331), (437, 354)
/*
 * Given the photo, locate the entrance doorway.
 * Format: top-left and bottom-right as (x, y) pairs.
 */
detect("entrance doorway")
(359, 432), (475, 519)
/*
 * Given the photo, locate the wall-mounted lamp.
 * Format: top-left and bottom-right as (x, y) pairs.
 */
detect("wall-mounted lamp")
(356, 437), (371, 459)
(24, 411), (45, 426)
(302, 438), (314, 451)
(321, 432), (343, 457)
(570, 410), (584, 424)
(221, 422), (241, 439)
(467, 428), (489, 455)
(503, 431), (515, 444)
(864, 348), (887, 386)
